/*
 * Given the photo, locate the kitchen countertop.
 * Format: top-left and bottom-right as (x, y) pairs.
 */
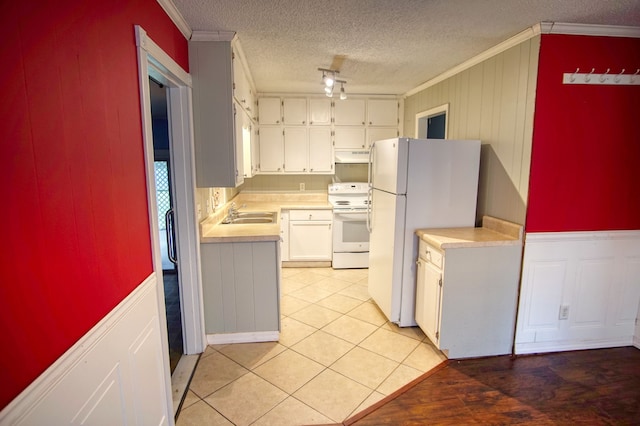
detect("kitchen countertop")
(416, 216), (523, 249)
(200, 193), (332, 243)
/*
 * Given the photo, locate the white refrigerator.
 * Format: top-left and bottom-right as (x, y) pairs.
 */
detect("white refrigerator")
(367, 138), (481, 327)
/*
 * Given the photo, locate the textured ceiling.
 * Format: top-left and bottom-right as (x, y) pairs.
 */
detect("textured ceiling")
(172, 0), (640, 95)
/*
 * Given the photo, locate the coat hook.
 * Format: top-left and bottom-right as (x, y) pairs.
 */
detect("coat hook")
(570, 68), (579, 82)
(599, 68), (610, 83)
(585, 68), (595, 82)
(632, 69), (640, 83)
(614, 69), (625, 83)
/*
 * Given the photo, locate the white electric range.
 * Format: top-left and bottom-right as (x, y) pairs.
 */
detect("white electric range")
(328, 182), (370, 269)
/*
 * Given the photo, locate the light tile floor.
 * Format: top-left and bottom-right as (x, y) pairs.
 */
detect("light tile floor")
(177, 267), (446, 425)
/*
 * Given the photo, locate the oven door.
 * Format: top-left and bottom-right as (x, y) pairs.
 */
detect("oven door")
(333, 210), (370, 252)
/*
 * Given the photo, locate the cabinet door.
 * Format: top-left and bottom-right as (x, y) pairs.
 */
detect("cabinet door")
(309, 127), (333, 173)
(284, 127), (308, 172)
(289, 221), (332, 260)
(241, 110), (255, 178)
(415, 259), (442, 346)
(367, 128), (398, 149)
(334, 99), (365, 125)
(367, 99), (398, 126)
(309, 98), (332, 125)
(259, 127), (284, 172)
(280, 210), (289, 261)
(334, 127), (366, 149)
(233, 103), (244, 185)
(258, 97), (282, 125)
(283, 98), (307, 125)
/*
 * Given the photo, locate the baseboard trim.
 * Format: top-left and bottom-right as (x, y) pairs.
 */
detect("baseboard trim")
(515, 337), (634, 355)
(206, 331), (279, 345)
(1, 274), (159, 423)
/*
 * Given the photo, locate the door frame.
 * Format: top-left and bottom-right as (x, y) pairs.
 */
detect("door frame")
(135, 25), (205, 412)
(415, 103), (449, 139)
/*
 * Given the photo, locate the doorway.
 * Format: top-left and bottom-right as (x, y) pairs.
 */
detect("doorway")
(150, 77), (183, 374)
(136, 25), (205, 417)
(416, 103), (449, 139)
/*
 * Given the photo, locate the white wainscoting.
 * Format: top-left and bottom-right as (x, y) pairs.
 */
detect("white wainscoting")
(0, 274), (170, 425)
(515, 231), (640, 354)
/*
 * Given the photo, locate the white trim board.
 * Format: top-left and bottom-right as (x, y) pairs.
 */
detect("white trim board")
(0, 275), (168, 425)
(404, 22), (640, 97)
(156, 0), (192, 40)
(207, 331), (280, 345)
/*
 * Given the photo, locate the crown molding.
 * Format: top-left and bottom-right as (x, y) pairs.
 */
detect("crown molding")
(404, 24), (540, 97)
(156, 0), (191, 40)
(404, 21), (640, 98)
(541, 22), (640, 38)
(190, 30), (237, 42)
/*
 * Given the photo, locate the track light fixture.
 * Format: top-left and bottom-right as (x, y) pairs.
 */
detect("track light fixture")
(318, 68), (347, 100)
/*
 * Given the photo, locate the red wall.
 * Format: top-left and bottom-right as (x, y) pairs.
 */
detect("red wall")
(527, 34), (640, 232)
(0, 0), (188, 408)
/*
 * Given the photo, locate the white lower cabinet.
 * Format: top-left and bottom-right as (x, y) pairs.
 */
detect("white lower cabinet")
(200, 241), (280, 337)
(288, 209), (332, 261)
(415, 238), (521, 359)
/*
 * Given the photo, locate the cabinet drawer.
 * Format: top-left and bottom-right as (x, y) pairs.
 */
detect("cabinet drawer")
(289, 209), (333, 221)
(419, 240), (443, 269)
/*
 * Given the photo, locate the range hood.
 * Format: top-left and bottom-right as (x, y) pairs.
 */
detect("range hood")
(335, 150), (370, 164)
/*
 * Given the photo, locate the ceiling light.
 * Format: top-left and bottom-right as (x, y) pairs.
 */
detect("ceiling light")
(325, 73), (335, 87)
(339, 82), (347, 100)
(318, 68), (347, 99)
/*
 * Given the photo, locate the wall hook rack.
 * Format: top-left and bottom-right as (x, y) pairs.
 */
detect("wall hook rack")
(563, 67), (640, 85)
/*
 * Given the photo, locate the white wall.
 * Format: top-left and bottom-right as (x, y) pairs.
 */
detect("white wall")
(0, 275), (170, 425)
(516, 231), (640, 354)
(404, 36), (540, 225)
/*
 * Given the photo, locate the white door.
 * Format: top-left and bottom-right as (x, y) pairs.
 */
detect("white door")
(284, 127), (308, 172)
(258, 97), (281, 125)
(309, 98), (332, 125)
(334, 127), (366, 150)
(334, 99), (365, 125)
(308, 127), (333, 172)
(283, 98), (307, 125)
(368, 188), (406, 323)
(370, 138), (407, 194)
(259, 127), (284, 172)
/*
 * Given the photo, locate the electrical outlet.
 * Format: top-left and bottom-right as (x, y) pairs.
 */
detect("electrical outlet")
(559, 304), (570, 320)
(299, 182), (305, 191)
(197, 203), (202, 220)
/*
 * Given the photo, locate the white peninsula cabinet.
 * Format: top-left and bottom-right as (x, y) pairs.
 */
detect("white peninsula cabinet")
(415, 217), (523, 359)
(200, 240), (280, 343)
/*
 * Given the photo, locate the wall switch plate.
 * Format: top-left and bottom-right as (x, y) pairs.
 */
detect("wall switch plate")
(559, 304), (570, 320)
(299, 183), (305, 191)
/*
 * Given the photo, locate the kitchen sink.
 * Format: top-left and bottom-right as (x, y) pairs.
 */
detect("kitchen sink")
(221, 211), (277, 224)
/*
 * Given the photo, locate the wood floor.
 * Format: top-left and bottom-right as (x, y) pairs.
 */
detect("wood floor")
(340, 346), (640, 425)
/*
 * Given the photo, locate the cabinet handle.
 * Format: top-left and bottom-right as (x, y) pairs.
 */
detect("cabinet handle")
(369, 121), (372, 125)
(302, 121), (306, 124)
(308, 214), (312, 220)
(362, 121), (365, 125)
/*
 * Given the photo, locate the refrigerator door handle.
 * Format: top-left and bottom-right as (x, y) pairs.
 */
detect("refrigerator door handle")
(367, 143), (375, 233)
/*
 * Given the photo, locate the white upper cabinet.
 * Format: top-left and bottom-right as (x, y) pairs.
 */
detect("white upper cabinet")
(232, 50), (255, 118)
(367, 99), (398, 126)
(283, 98), (307, 125)
(284, 127), (308, 172)
(367, 127), (398, 149)
(334, 99), (366, 125)
(189, 39), (244, 188)
(334, 127), (366, 150)
(258, 97), (282, 125)
(308, 127), (333, 173)
(309, 98), (332, 125)
(259, 127), (284, 172)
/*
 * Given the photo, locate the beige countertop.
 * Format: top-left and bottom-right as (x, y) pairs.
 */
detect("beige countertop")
(200, 193), (332, 243)
(416, 216), (523, 249)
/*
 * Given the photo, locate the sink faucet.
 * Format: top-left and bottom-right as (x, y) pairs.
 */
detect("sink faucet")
(226, 202), (239, 221)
